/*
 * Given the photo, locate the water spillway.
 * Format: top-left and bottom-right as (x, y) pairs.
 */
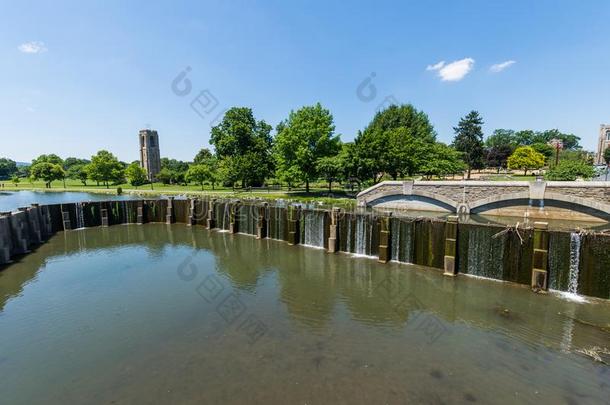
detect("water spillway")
(0, 198), (609, 299)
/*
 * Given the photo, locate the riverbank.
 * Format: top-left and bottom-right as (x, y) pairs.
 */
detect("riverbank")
(0, 181), (357, 208)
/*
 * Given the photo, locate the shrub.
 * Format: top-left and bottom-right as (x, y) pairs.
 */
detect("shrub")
(545, 160), (595, 181)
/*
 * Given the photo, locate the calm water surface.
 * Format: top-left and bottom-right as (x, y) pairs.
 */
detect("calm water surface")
(0, 190), (141, 213)
(0, 224), (608, 404)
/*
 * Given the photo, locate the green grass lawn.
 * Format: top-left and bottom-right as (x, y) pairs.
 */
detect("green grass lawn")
(0, 179), (359, 207)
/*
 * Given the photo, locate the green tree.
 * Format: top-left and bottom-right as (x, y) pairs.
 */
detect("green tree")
(274, 103), (341, 192)
(507, 146), (545, 175)
(485, 129), (517, 149)
(30, 162), (65, 188)
(63, 157), (89, 171)
(354, 104), (436, 182)
(545, 160), (595, 181)
(66, 164), (89, 185)
(193, 148), (213, 164)
(531, 143), (555, 164)
(32, 154), (63, 166)
(210, 107), (273, 187)
(87, 150), (124, 188)
(452, 111), (484, 179)
(11, 175), (20, 187)
(0, 158), (18, 180)
(316, 154), (344, 192)
(420, 143), (465, 179)
(159, 158), (189, 185)
(125, 162), (147, 188)
(186, 164), (213, 190)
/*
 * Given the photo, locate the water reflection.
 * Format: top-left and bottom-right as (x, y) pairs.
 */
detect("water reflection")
(0, 224), (608, 404)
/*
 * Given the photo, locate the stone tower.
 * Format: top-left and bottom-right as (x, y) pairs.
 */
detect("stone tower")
(139, 129), (161, 181)
(595, 124), (610, 165)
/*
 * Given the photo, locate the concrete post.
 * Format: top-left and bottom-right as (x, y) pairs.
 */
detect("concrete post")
(531, 222), (550, 291)
(137, 202), (144, 224)
(101, 208), (109, 227)
(256, 203), (268, 239)
(443, 215), (459, 276)
(61, 204), (71, 230)
(188, 198), (197, 226)
(328, 207), (341, 253)
(378, 214), (391, 263)
(166, 197), (175, 224)
(287, 206), (301, 245)
(207, 199), (216, 229)
(229, 201), (240, 234)
(23, 206), (42, 244)
(9, 211), (29, 254)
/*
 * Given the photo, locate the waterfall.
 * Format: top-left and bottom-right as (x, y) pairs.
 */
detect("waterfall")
(303, 210), (324, 248)
(75, 203), (85, 229)
(567, 232), (581, 295)
(121, 201), (128, 224)
(391, 219), (400, 261)
(354, 214), (366, 255)
(346, 217), (352, 253)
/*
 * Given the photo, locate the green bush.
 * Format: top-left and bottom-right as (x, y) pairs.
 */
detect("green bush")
(545, 160), (595, 181)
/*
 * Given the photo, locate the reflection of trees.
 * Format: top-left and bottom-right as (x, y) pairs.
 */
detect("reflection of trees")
(1, 223), (607, 352)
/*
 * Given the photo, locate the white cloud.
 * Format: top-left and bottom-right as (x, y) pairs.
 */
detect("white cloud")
(490, 60), (516, 73)
(18, 41), (47, 54)
(427, 58), (475, 82)
(426, 61), (445, 71)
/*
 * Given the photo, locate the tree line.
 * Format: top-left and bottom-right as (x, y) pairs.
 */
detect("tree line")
(0, 103), (598, 189)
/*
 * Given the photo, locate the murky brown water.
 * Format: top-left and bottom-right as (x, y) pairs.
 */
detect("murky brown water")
(0, 224), (608, 404)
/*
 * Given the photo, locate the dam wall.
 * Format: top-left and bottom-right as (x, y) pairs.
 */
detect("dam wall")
(0, 198), (609, 299)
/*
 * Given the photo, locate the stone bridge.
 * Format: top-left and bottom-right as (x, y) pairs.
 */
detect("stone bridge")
(357, 180), (610, 221)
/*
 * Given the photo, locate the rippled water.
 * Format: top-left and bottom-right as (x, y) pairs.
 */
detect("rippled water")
(0, 190), (140, 213)
(0, 224), (608, 404)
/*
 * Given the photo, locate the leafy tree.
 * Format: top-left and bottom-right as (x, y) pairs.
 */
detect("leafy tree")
(316, 154), (344, 192)
(0, 158), (18, 180)
(513, 130), (537, 146)
(30, 162), (65, 188)
(507, 146), (545, 175)
(125, 162), (147, 188)
(159, 158), (189, 185)
(87, 150), (124, 188)
(452, 111), (484, 179)
(485, 145), (514, 172)
(63, 157), (89, 171)
(11, 175), (20, 187)
(193, 148), (213, 164)
(32, 154), (63, 166)
(274, 103), (341, 192)
(484, 129), (517, 172)
(531, 143), (555, 163)
(66, 164), (89, 185)
(186, 164), (212, 190)
(485, 129), (517, 149)
(420, 143), (465, 179)
(545, 160), (595, 181)
(354, 104), (436, 182)
(210, 107), (273, 187)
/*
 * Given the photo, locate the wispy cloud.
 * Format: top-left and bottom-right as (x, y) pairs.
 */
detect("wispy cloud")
(490, 60), (516, 73)
(18, 41), (47, 54)
(426, 58), (475, 82)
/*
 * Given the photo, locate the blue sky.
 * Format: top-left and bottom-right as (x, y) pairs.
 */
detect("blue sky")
(2, 0), (609, 162)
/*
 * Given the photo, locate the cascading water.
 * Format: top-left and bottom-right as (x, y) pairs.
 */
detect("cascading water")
(303, 210), (324, 248)
(391, 219), (400, 261)
(75, 203), (85, 229)
(567, 232), (582, 295)
(354, 214), (367, 255)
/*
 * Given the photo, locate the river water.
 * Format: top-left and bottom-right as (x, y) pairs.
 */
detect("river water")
(0, 191), (141, 213)
(0, 224), (608, 404)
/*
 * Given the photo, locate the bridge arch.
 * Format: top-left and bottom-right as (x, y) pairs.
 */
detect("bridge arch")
(366, 190), (458, 213)
(470, 191), (610, 221)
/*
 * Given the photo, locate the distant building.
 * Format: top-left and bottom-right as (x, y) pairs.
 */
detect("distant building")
(139, 129), (161, 180)
(596, 124), (610, 165)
